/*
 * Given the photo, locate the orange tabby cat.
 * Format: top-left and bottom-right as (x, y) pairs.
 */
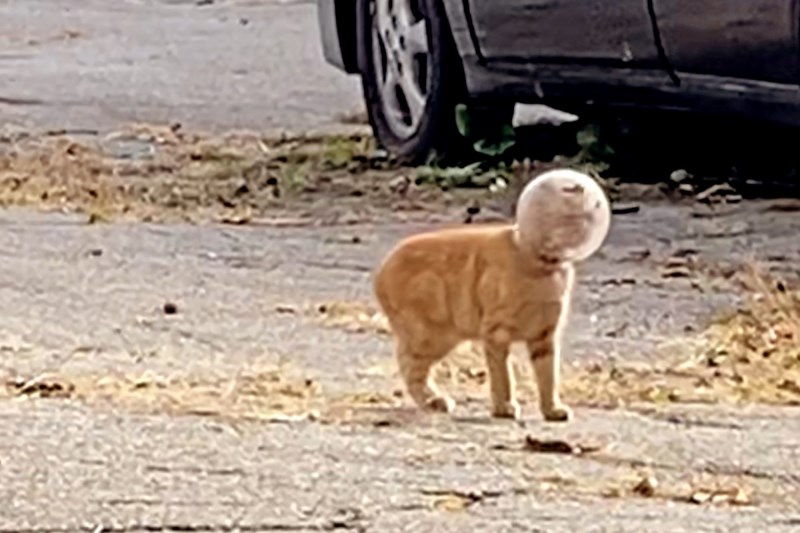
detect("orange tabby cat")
(373, 169), (611, 421)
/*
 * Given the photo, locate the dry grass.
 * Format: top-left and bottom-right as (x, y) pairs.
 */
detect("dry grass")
(567, 265), (799, 408)
(0, 125), (488, 225)
(679, 264), (798, 401)
(317, 300), (391, 335)
(4, 367), (321, 422)
(0, 124), (656, 226)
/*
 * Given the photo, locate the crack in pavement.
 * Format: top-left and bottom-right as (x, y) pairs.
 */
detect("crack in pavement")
(631, 408), (746, 430)
(300, 260), (374, 273)
(772, 517), (800, 526)
(143, 465), (247, 476)
(0, 96), (45, 106)
(585, 452), (800, 486)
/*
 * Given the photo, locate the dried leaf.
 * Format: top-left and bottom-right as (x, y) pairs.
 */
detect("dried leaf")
(524, 436), (601, 456)
(433, 494), (470, 512)
(217, 212), (252, 225)
(778, 379), (800, 396)
(690, 491), (712, 504)
(662, 266), (691, 279)
(730, 487), (751, 505)
(632, 475), (658, 497)
(524, 437), (576, 454)
(688, 488), (750, 506)
(9, 374), (75, 398)
(423, 488), (498, 512)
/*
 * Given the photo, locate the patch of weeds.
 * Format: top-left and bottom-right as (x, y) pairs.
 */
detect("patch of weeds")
(278, 160), (312, 192)
(413, 162), (511, 193)
(455, 103), (517, 159)
(274, 134), (385, 174)
(183, 157), (253, 183)
(428, 106), (615, 194)
(566, 123), (616, 175)
(188, 144), (248, 163)
(321, 135), (368, 170)
(0, 123), (607, 224)
(416, 104), (518, 190)
(414, 162), (481, 188)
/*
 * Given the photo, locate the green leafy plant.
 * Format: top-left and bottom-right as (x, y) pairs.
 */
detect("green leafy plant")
(414, 161), (483, 187)
(414, 161), (513, 192)
(455, 103), (516, 158)
(409, 104), (518, 189)
(570, 123), (615, 174)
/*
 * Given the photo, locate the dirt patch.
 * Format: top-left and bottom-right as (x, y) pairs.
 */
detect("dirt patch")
(0, 126), (487, 224)
(0, 124), (675, 226)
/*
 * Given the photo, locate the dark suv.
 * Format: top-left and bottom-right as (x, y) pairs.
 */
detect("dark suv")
(318, 0), (800, 163)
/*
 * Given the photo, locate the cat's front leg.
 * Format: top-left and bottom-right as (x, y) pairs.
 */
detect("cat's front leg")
(483, 335), (520, 420)
(528, 336), (572, 422)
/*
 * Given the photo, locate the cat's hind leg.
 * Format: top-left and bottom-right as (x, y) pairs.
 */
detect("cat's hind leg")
(395, 337), (456, 414)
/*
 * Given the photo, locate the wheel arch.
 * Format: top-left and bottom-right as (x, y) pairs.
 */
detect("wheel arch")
(325, 0), (476, 74)
(319, 0), (359, 73)
(438, 0), (483, 62)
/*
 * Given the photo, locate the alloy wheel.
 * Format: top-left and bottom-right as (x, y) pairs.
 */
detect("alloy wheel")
(370, 0), (431, 139)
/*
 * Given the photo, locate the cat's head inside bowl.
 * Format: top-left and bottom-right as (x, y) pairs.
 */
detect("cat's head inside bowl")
(514, 168), (611, 264)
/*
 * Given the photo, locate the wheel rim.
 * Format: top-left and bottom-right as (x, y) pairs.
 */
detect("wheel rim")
(371, 0), (430, 139)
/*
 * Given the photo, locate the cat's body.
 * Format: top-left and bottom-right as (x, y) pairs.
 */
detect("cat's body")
(373, 169), (611, 421)
(374, 224), (573, 420)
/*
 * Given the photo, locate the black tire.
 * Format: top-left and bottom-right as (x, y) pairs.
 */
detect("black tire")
(356, 0), (507, 165)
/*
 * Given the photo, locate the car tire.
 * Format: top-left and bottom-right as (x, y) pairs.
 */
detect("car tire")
(355, 0), (510, 165)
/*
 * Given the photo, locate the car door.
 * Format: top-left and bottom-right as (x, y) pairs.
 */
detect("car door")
(653, 1), (799, 82)
(466, 0), (662, 68)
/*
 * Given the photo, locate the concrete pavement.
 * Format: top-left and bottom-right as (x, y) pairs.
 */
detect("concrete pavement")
(1, 1), (800, 530)
(0, 204), (798, 530)
(1, 0), (364, 134)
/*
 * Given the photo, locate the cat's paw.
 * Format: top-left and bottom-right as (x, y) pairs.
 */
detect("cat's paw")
(491, 400), (521, 420)
(542, 403), (572, 422)
(425, 395), (456, 414)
